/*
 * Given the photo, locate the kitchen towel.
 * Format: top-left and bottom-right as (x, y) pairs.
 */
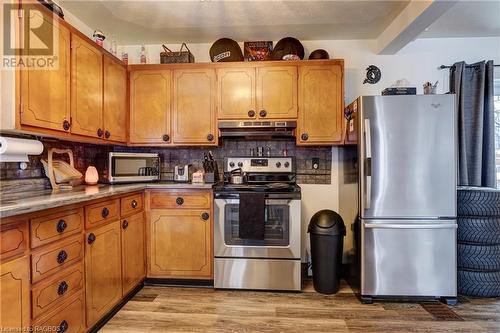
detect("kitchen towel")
(238, 192), (266, 240)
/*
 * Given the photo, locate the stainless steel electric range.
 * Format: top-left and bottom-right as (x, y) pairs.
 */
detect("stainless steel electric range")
(213, 157), (301, 291)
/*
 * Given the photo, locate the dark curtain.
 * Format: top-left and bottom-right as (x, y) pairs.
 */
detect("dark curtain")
(450, 60), (496, 188)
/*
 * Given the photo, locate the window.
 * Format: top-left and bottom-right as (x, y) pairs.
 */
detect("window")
(495, 77), (500, 188)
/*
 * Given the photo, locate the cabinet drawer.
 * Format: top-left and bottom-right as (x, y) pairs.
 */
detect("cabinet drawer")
(31, 235), (84, 283)
(149, 190), (211, 209)
(85, 198), (120, 229)
(31, 208), (84, 248)
(1, 220), (28, 261)
(31, 261), (84, 319)
(32, 291), (85, 333)
(121, 193), (144, 216)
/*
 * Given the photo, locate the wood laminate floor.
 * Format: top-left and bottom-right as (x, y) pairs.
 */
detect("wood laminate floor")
(100, 281), (500, 333)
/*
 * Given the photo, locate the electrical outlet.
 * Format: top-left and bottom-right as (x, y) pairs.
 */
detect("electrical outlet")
(312, 158), (319, 170)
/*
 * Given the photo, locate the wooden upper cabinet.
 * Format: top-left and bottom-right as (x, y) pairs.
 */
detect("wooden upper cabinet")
(172, 68), (217, 145)
(217, 67), (256, 119)
(121, 212), (145, 295)
(0, 256), (30, 331)
(297, 63), (344, 145)
(20, 11), (70, 132)
(85, 221), (122, 327)
(103, 56), (127, 143)
(256, 66), (297, 119)
(71, 34), (103, 138)
(129, 70), (171, 144)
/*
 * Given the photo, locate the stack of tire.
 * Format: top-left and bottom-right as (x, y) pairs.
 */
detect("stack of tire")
(457, 187), (500, 297)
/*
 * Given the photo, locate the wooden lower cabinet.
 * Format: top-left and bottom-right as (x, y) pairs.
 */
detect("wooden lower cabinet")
(85, 221), (122, 327)
(121, 212), (146, 295)
(1, 220), (28, 261)
(33, 292), (85, 333)
(0, 256), (31, 331)
(31, 262), (84, 319)
(148, 209), (212, 279)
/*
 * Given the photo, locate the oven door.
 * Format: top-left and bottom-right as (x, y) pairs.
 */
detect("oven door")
(214, 197), (301, 259)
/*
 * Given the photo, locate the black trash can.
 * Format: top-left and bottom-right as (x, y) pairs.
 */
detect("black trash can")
(308, 210), (346, 294)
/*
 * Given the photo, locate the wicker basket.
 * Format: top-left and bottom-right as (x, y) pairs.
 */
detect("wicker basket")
(160, 43), (195, 63)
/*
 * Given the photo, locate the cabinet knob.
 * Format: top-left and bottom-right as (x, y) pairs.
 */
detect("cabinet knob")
(176, 197), (184, 206)
(97, 128), (104, 137)
(122, 219), (129, 230)
(248, 110), (255, 118)
(57, 281), (69, 295)
(104, 130), (111, 139)
(101, 207), (110, 218)
(58, 320), (69, 333)
(162, 134), (170, 142)
(131, 200), (138, 208)
(56, 250), (68, 264)
(62, 120), (70, 131)
(56, 219), (67, 233)
(259, 110), (267, 117)
(201, 212), (210, 221)
(207, 134), (214, 142)
(301, 133), (309, 141)
(87, 233), (96, 244)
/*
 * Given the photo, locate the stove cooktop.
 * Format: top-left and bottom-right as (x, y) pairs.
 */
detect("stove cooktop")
(214, 182), (301, 193)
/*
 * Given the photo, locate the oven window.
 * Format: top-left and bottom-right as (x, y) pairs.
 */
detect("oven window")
(224, 203), (290, 246)
(112, 157), (159, 177)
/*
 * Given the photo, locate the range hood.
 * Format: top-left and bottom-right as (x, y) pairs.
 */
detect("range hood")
(218, 120), (296, 138)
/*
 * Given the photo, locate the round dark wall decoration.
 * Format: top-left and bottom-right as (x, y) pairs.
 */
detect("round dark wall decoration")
(363, 65), (381, 84)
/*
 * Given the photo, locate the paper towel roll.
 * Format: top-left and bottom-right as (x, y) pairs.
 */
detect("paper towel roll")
(0, 137), (44, 162)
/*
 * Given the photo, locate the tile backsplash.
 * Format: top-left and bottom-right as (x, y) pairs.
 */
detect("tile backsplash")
(0, 136), (332, 193)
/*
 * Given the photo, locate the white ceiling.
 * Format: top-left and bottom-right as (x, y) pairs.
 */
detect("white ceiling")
(59, 0), (410, 44)
(421, 1), (500, 38)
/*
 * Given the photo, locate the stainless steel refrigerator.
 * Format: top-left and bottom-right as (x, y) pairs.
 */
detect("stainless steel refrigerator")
(354, 94), (457, 304)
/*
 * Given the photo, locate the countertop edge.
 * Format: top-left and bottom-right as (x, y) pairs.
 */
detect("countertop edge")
(0, 183), (214, 220)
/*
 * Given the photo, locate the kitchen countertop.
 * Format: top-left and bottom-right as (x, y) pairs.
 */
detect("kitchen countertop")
(0, 182), (214, 219)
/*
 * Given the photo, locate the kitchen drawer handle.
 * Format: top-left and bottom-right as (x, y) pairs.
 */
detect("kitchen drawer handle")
(104, 130), (111, 139)
(131, 200), (138, 208)
(58, 320), (69, 333)
(176, 197), (184, 205)
(101, 207), (110, 218)
(62, 120), (70, 131)
(56, 219), (67, 233)
(57, 281), (68, 295)
(259, 110), (267, 117)
(301, 133), (309, 141)
(162, 134), (170, 142)
(201, 212), (210, 221)
(87, 233), (96, 244)
(122, 219), (129, 230)
(248, 110), (255, 118)
(207, 134), (214, 142)
(56, 250), (68, 264)
(97, 128), (104, 137)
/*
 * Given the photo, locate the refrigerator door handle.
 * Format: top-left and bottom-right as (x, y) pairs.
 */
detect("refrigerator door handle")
(364, 223), (457, 229)
(364, 118), (372, 209)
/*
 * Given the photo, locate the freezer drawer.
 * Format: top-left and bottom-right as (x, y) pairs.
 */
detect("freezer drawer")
(214, 258), (301, 291)
(361, 220), (457, 298)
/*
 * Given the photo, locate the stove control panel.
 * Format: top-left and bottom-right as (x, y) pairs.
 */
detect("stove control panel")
(226, 157), (293, 173)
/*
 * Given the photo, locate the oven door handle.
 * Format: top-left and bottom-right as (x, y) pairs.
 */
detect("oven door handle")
(222, 199), (294, 205)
